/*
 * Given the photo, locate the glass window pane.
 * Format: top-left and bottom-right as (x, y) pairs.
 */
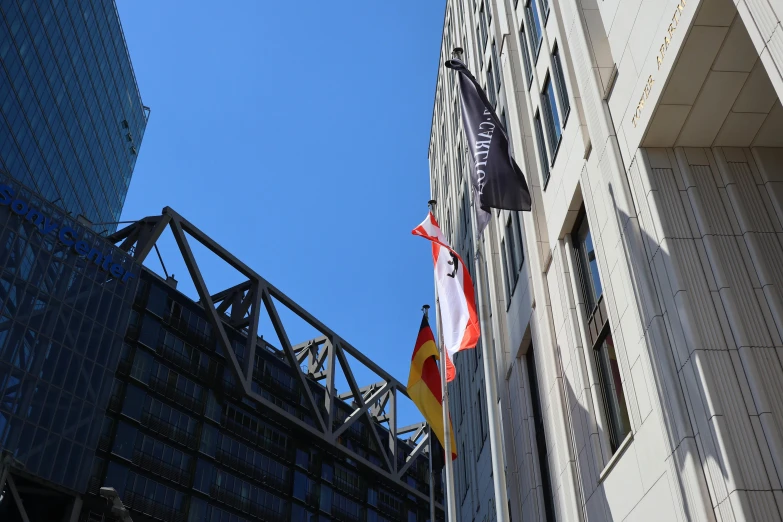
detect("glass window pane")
(595, 334), (631, 450)
(576, 215), (603, 311)
(112, 421), (137, 460)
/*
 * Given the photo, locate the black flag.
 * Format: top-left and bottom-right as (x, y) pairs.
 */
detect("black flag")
(446, 59), (531, 232)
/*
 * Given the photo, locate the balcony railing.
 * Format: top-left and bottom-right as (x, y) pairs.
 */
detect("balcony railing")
(332, 504), (363, 522)
(141, 412), (198, 449)
(222, 417), (288, 457)
(148, 375), (204, 415)
(159, 343), (220, 383)
(333, 475), (363, 499)
(215, 448), (290, 493)
(162, 312), (213, 349)
(124, 491), (186, 522)
(210, 484), (288, 522)
(132, 450), (192, 486)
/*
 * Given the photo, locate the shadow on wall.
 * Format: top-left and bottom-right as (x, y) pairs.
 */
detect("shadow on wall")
(603, 145), (783, 522)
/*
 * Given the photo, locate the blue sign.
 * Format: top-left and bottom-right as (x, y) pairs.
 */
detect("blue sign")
(0, 184), (136, 284)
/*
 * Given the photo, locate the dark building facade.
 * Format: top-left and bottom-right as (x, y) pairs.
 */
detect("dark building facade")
(82, 271), (440, 522)
(0, 174), (141, 520)
(0, 0), (147, 229)
(0, 175), (442, 521)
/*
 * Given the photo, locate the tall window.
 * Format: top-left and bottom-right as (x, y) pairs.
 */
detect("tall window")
(552, 45), (571, 122)
(491, 40), (502, 92)
(594, 334), (631, 451)
(501, 238), (512, 298)
(574, 213), (603, 314)
(541, 76), (562, 159)
(479, 3), (489, 50)
(512, 212), (525, 269)
(505, 216), (521, 287)
(533, 112), (550, 185)
(540, 0), (550, 19)
(573, 211), (630, 453)
(526, 347), (556, 522)
(519, 28), (533, 86)
(525, 0), (543, 58)
(487, 62), (497, 107)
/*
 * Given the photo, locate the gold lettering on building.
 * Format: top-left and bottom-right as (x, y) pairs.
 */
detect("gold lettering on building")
(631, 0), (687, 128)
(631, 76), (655, 128)
(657, 0), (687, 69)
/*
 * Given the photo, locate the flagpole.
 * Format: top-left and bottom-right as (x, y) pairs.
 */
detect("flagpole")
(428, 424), (436, 522)
(469, 202), (510, 522)
(421, 305), (437, 522)
(429, 200), (458, 522)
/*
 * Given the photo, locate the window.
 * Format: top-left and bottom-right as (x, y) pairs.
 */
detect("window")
(501, 239), (512, 298)
(541, 76), (562, 160)
(130, 348), (153, 383)
(479, 3), (489, 49)
(594, 333), (631, 451)
(506, 215), (522, 276)
(112, 421), (137, 460)
(519, 28), (533, 86)
(533, 112), (550, 186)
(574, 213), (603, 314)
(513, 213), (525, 269)
(552, 45), (571, 123)
(526, 347), (556, 522)
(491, 40), (502, 92)
(572, 211), (630, 454)
(487, 62), (497, 107)
(540, 0), (550, 19)
(525, 0), (543, 58)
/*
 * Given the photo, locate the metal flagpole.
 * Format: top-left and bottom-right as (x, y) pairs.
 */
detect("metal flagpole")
(469, 204), (510, 521)
(428, 425), (437, 522)
(423, 305), (437, 522)
(429, 200), (458, 522)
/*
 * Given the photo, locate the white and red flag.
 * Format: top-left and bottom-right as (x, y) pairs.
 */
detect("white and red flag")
(412, 211), (480, 382)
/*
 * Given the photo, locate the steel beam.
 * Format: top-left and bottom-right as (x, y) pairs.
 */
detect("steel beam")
(105, 209), (443, 513)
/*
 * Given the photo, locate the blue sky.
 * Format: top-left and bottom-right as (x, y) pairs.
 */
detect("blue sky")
(116, 1), (446, 428)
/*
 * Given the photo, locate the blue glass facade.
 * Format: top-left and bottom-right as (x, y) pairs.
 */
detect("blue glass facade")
(0, 0), (147, 228)
(0, 175), (140, 494)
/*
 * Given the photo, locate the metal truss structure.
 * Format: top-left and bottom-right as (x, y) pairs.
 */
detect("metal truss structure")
(107, 208), (441, 509)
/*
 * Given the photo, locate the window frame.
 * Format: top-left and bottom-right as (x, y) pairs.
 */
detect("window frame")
(501, 238), (512, 300)
(593, 329), (631, 453)
(491, 40), (502, 94)
(525, 0), (544, 62)
(533, 111), (550, 188)
(486, 61), (497, 107)
(573, 210), (603, 317)
(519, 27), (534, 88)
(505, 216), (520, 287)
(540, 74), (563, 165)
(551, 43), (571, 125)
(525, 346), (556, 522)
(512, 212), (525, 270)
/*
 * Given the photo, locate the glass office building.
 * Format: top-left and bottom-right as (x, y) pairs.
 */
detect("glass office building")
(0, 176), (442, 520)
(0, 174), (140, 520)
(0, 0), (147, 229)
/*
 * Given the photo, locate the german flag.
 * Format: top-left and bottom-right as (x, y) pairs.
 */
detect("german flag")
(407, 315), (457, 460)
